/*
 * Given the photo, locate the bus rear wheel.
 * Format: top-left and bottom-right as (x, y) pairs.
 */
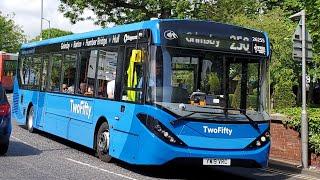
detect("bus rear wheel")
(96, 122), (112, 162)
(27, 106), (34, 133)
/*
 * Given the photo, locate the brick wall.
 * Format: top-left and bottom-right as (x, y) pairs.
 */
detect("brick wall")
(270, 119), (320, 168)
(270, 121), (301, 164)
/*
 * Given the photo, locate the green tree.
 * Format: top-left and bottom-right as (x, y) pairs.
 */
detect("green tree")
(58, 0), (262, 26)
(231, 81), (241, 109)
(0, 12), (25, 53)
(264, 0), (320, 89)
(59, 0), (192, 26)
(207, 72), (220, 94)
(231, 8), (298, 108)
(33, 28), (73, 41)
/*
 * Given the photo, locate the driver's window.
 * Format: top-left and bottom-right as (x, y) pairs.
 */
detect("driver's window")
(198, 56), (224, 107)
(171, 57), (198, 104)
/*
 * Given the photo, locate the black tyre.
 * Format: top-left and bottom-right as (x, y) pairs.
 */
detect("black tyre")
(27, 106), (34, 133)
(96, 122), (112, 162)
(0, 142), (9, 155)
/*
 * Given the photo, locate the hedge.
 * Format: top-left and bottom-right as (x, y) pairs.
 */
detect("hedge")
(277, 108), (320, 154)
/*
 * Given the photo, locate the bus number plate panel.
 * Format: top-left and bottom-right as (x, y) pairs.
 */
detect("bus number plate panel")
(203, 158), (231, 166)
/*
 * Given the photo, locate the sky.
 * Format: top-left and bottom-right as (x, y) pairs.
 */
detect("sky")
(0, 0), (101, 40)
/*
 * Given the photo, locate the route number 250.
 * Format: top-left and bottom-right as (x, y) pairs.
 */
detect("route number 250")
(230, 35), (250, 52)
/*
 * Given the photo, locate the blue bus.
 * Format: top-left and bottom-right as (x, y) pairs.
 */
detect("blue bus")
(13, 19), (271, 167)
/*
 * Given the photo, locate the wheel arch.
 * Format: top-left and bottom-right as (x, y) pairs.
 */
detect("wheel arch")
(93, 116), (108, 150)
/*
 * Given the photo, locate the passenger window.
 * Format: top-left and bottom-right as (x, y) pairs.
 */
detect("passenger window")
(61, 54), (77, 94)
(41, 56), (49, 91)
(48, 54), (62, 91)
(121, 47), (147, 102)
(31, 57), (42, 89)
(77, 50), (97, 96)
(96, 49), (118, 99)
(20, 56), (29, 86)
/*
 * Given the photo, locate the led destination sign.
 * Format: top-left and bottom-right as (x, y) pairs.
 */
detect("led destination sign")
(21, 30), (150, 55)
(160, 21), (268, 56)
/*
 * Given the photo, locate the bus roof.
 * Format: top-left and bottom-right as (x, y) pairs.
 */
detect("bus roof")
(21, 19), (267, 49)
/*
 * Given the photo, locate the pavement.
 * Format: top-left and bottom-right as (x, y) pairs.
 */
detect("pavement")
(269, 158), (320, 179)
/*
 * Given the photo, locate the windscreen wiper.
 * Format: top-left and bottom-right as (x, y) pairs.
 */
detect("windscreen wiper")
(170, 109), (226, 125)
(171, 106), (259, 130)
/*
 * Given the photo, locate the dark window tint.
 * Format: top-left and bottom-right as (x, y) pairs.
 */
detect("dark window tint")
(41, 56), (49, 91)
(31, 57), (42, 89)
(48, 54), (62, 91)
(97, 49), (118, 99)
(61, 54), (77, 94)
(77, 50), (97, 96)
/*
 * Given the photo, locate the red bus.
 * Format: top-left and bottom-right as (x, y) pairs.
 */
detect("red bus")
(0, 52), (18, 91)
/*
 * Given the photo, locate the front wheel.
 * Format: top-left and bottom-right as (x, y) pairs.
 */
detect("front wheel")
(0, 142), (9, 155)
(96, 122), (112, 162)
(27, 106), (34, 133)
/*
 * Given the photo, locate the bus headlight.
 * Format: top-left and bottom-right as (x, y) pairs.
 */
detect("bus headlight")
(137, 113), (186, 147)
(246, 130), (271, 149)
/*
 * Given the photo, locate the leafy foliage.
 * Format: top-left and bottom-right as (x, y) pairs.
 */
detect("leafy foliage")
(231, 81), (241, 109)
(277, 107), (320, 154)
(0, 12), (25, 53)
(58, 0), (263, 26)
(207, 72), (220, 95)
(231, 9), (298, 109)
(33, 28), (73, 41)
(273, 68), (297, 109)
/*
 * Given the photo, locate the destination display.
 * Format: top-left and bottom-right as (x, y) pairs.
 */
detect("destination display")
(21, 30), (150, 55)
(160, 21), (268, 56)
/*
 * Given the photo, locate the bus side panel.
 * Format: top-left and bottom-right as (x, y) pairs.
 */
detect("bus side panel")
(44, 113), (69, 138)
(68, 118), (94, 148)
(109, 128), (139, 163)
(44, 93), (94, 148)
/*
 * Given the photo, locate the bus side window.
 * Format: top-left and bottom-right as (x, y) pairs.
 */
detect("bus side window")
(20, 56), (28, 86)
(31, 56), (42, 90)
(77, 50), (97, 96)
(96, 49), (118, 99)
(48, 54), (63, 92)
(41, 56), (49, 91)
(61, 54), (77, 94)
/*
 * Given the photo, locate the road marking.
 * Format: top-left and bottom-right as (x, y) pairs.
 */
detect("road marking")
(261, 168), (319, 180)
(65, 158), (138, 180)
(11, 136), (37, 148)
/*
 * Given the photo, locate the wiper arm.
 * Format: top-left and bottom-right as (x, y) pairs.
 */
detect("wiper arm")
(170, 109), (226, 125)
(170, 111), (197, 125)
(173, 105), (259, 130)
(240, 111), (259, 130)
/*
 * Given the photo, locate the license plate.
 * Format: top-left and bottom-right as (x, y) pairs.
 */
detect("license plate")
(203, 158), (231, 166)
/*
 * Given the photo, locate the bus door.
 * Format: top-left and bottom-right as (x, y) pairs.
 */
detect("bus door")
(35, 56), (49, 127)
(110, 46), (147, 160)
(118, 47), (146, 128)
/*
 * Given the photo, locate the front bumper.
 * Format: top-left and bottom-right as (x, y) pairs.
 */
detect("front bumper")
(133, 134), (270, 167)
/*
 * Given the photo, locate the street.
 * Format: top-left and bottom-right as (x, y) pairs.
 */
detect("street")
(1, 93), (318, 180)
